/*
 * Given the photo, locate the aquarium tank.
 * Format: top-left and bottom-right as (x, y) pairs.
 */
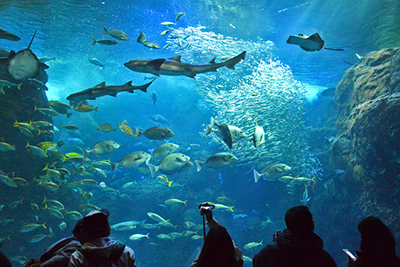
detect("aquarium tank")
(0, 0), (400, 266)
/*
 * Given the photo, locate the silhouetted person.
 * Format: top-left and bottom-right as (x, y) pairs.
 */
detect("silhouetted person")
(0, 251), (13, 267)
(24, 219), (84, 267)
(347, 216), (400, 267)
(253, 205), (337, 267)
(191, 208), (243, 267)
(69, 209), (136, 267)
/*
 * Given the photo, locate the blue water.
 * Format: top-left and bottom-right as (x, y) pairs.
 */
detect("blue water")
(0, 0), (398, 266)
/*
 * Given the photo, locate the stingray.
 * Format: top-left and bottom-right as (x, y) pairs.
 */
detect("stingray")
(286, 33), (344, 52)
(0, 30), (45, 81)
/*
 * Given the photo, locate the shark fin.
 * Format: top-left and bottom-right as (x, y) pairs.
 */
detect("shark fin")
(148, 59), (166, 71)
(123, 81), (132, 86)
(209, 57), (216, 64)
(96, 82), (106, 87)
(169, 56), (181, 62)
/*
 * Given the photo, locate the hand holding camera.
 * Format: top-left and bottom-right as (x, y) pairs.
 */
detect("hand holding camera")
(198, 203), (215, 222)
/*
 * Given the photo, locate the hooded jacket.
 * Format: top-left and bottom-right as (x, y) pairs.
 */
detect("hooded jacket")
(68, 237), (136, 267)
(253, 229), (337, 267)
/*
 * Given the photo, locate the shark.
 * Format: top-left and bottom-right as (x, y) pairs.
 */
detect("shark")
(0, 30), (48, 81)
(124, 51), (246, 78)
(66, 80), (154, 105)
(286, 33), (344, 52)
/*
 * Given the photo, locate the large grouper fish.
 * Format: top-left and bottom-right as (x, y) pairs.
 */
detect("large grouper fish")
(124, 51), (246, 78)
(0, 30), (47, 81)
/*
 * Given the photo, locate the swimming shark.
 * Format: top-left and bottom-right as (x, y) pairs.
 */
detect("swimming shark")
(66, 80), (154, 105)
(0, 30), (47, 81)
(286, 33), (344, 52)
(124, 51), (246, 78)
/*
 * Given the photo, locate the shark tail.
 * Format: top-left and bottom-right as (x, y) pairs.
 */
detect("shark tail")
(224, 51), (246, 70)
(139, 80), (154, 93)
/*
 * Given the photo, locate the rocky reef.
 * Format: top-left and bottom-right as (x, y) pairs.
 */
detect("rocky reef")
(314, 48), (400, 262)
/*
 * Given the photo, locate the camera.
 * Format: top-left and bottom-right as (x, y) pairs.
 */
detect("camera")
(198, 202), (215, 210)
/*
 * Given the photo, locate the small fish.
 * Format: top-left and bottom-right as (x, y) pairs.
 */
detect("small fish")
(97, 123), (117, 132)
(137, 32), (161, 49)
(58, 221), (67, 230)
(142, 126), (174, 140)
(147, 153), (191, 177)
(49, 101), (72, 117)
(88, 58), (105, 68)
(147, 212), (167, 222)
(0, 174), (18, 187)
(196, 153), (238, 172)
(29, 234), (51, 243)
(93, 39), (118, 46)
(34, 106), (59, 116)
(253, 123), (265, 148)
(175, 12), (186, 21)
(44, 204), (64, 219)
(157, 234), (174, 241)
(129, 233), (150, 241)
(26, 143), (48, 158)
(62, 125), (79, 130)
(65, 210), (83, 220)
(12, 177), (29, 187)
(148, 143), (179, 163)
(254, 163), (292, 183)
(73, 102), (98, 112)
(82, 140), (120, 158)
(19, 222), (47, 233)
(0, 142), (16, 152)
(165, 199), (187, 206)
(301, 184), (311, 205)
(214, 204), (234, 212)
(9, 198), (23, 209)
(244, 240), (263, 250)
(112, 151), (150, 170)
(104, 27), (129, 41)
(160, 30), (170, 36)
(156, 175), (173, 187)
(42, 196), (64, 210)
(161, 22), (176, 26)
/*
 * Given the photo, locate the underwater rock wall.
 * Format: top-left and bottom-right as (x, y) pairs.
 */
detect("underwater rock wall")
(331, 48), (400, 230)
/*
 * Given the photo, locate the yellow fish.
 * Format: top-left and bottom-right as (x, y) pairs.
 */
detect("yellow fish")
(165, 199), (187, 206)
(156, 175), (173, 187)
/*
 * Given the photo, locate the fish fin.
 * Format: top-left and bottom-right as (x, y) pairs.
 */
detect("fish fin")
(324, 47), (344, 51)
(209, 57), (216, 64)
(224, 51), (246, 70)
(148, 59), (166, 71)
(169, 56), (181, 62)
(40, 62), (49, 69)
(253, 169), (262, 183)
(67, 113), (72, 118)
(137, 32), (146, 43)
(308, 33), (323, 43)
(111, 163), (118, 171)
(93, 39), (97, 46)
(96, 82), (106, 87)
(139, 80), (153, 93)
(103, 27), (109, 36)
(186, 73), (196, 78)
(195, 160), (203, 172)
(148, 163), (158, 178)
(123, 81), (132, 87)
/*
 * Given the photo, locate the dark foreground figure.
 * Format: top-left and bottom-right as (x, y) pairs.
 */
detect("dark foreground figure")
(347, 216), (400, 267)
(253, 205), (337, 267)
(191, 207), (243, 267)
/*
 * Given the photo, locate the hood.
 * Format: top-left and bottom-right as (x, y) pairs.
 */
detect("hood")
(81, 237), (117, 259)
(276, 229), (324, 258)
